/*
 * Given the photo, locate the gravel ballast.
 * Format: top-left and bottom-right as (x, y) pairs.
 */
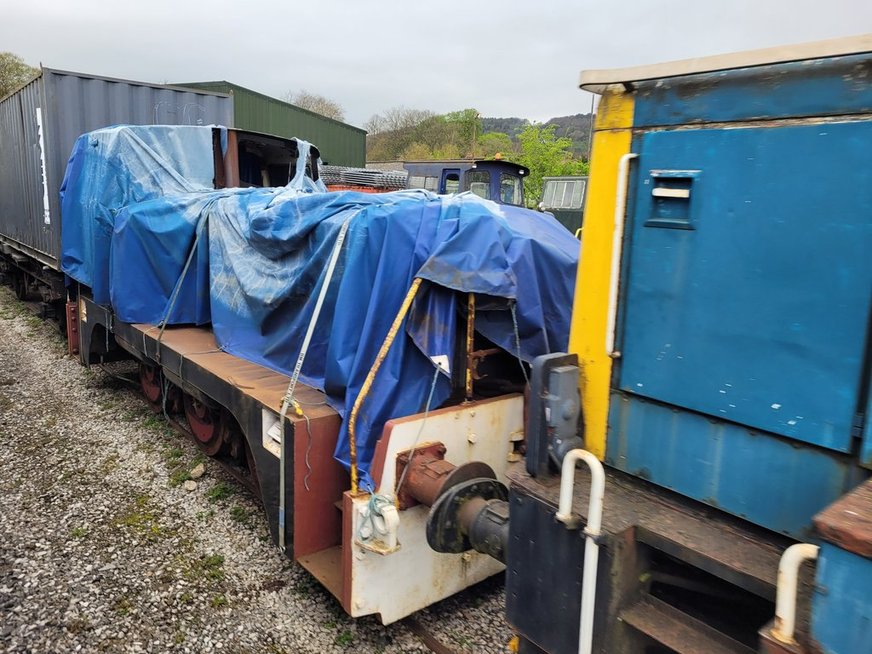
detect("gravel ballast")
(0, 287), (511, 653)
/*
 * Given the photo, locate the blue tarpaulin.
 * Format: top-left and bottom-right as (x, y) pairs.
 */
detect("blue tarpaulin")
(61, 126), (580, 488)
(60, 125), (219, 303)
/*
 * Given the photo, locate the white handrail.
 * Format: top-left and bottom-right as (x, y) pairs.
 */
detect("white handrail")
(605, 153), (638, 358)
(771, 542), (819, 645)
(556, 449), (606, 654)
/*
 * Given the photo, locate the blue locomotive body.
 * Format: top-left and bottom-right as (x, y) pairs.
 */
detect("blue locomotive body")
(499, 37), (872, 654)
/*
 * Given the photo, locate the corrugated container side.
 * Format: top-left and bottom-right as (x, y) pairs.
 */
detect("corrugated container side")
(0, 69), (234, 268)
(0, 76), (49, 261)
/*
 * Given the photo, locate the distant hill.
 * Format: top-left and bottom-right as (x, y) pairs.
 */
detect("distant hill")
(546, 114), (593, 158)
(366, 111), (594, 162)
(481, 113), (593, 159)
(480, 117), (528, 140)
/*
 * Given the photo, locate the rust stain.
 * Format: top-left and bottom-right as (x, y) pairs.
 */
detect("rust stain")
(813, 479), (872, 558)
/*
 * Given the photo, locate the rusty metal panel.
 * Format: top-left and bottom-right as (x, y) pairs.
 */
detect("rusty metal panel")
(0, 69), (233, 268)
(814, 479), (872, 559)
(65, 300), (79, 356)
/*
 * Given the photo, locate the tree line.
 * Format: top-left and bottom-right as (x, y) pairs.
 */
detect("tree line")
(0, 52), (38, 98)
(365, 107), (591, 206)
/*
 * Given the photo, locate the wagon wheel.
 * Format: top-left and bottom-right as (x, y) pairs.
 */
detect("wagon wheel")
(183, 393), (227, 457)
(11, 272), (28, 300)
(139, 362), (163, 408)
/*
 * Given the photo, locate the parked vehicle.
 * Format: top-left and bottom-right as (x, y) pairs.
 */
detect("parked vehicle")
(425, 35), (872, 654)
(65, 128), (574, 624)
(539, 175), (587, 236)
(358, 158), (530, 206)
(4, 36), (871, 650)
(403, 159), (529, 205)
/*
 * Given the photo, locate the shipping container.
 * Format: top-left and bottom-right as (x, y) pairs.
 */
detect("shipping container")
(0, 68), (233, 270)
(178, 81), (366, 167)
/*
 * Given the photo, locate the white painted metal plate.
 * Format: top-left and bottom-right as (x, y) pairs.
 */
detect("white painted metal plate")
(348, 394), (524, 624)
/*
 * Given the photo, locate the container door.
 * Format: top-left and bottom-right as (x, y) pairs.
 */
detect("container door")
(618, 121), (872, 453)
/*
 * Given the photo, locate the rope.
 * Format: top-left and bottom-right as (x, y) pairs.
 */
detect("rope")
(301, 411), (313, 491)
(394, 365), (442, 500)
(277, 215), (352, 552)
(347, 277), (423, 494)
(356, 493), (397, 543)
(97, 364), (138, 386)
(511, 300), (529, 385)
(155, 214), (208, 362)
(279, 216), (352, 422)
(161, 374), (172, 422)
(176, 347), (224, 380)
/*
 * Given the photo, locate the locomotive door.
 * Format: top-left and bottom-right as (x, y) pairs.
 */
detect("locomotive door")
(616, 121), (872, 453)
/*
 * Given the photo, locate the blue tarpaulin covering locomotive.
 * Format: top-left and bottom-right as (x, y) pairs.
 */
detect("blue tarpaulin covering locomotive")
(58, 125), (579, 487)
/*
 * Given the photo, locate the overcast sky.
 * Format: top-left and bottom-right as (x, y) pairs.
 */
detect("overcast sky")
(2, 1), (870, 128)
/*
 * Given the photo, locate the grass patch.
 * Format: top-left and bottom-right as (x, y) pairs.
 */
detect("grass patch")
(70, 527), (88, 539)
(210, 594), (227, 608)
(162, 445), (206, 488)
(201, 554), (225, 580)
(229, 505), (251, 524)
(163, 446), (185, 464)
(113, 595), (134, 616)
(179, 552), (225, 583)
(115, 495), (165, 540)
(169, 468), (192, 487)
(206, 481), (236, 503)
(451, 632), (472, 648)
(143, 414), (176, 438)
(334, 631), (353, 647)
(119, 408), (143, 422)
